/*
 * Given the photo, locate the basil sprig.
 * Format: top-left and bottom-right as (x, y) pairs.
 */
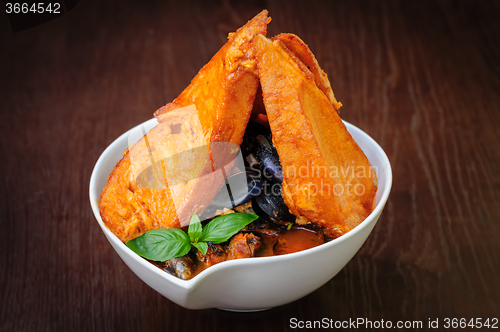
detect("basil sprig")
(126, 213), (258, 261)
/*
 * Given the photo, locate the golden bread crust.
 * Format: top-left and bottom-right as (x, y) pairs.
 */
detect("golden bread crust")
(254, 35), (376, 238)
(100, 11), (270, 242)
(272, 33), (342, 112)
(154, 10), (270, 146)
(99, 108), (215, 242)
(100, 11), (377, 244)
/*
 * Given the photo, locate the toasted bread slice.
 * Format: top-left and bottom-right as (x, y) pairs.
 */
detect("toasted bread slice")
(100, 11), (270, 242)
(99, 107), (220, 242)
(254, 35), (376, 238)
(154, 10), (270, 146)
(272, 33), (342, 113)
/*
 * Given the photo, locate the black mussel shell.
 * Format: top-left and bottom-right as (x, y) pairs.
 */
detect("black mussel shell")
(241, 122), (271, 157)
(241, 124), (283, 183)
(209, 168), (263, 209)
(252, 184), (296, 224)
(256, 143), (283, 183)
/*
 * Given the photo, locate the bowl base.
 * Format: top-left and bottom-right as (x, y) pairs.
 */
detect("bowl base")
(217, 307), (271, 312)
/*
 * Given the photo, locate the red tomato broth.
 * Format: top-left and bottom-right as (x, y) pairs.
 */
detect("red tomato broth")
(274, 226), (324, 255)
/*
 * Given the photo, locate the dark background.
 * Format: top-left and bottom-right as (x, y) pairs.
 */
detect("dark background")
(1, 0), (499, 331)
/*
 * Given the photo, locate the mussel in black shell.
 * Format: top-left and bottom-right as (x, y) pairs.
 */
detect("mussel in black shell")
(255, 135), (283, 183)
(241, 122), (283, 183)
(252, 183), (296, 226)
(208, 168), (263, 210)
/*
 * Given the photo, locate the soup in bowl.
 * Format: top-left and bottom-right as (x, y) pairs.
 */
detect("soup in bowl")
(89, 118), (392, 311)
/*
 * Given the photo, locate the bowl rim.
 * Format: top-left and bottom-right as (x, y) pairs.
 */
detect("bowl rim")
(89, 118), (392, 290)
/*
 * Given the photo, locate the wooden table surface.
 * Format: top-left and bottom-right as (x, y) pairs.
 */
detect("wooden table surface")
(1, 1), (499, 331)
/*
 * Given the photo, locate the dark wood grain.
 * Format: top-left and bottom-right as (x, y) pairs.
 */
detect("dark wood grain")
(1, 1), (499, 331)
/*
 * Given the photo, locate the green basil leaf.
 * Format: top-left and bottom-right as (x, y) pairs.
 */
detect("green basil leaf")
(199, 213), (258, 244)
(126, 228), (191, 261)
(188, 214), (202, 243)
(192, 241), (208, 255)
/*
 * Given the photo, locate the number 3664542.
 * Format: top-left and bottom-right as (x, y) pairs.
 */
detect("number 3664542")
(6, 3), (61, 14)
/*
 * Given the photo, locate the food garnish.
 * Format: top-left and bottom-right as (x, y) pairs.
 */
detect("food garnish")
(126, 213), (258, 261)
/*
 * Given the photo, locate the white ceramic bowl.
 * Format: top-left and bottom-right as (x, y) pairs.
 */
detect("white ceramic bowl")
(89, 118), (392, 311)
